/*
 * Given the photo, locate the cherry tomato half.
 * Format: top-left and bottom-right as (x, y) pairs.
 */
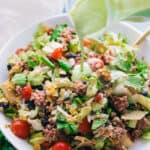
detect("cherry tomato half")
(22, 84), (32, 100)
(11, 120), (30, 139)
(52, 141), (71, 150)
(50, 48), (63, 60)
(15, 48), (25, 55)
(78, 117), (91, 134)
(95, 93), (103, 103)
(83, 39), (91, 47)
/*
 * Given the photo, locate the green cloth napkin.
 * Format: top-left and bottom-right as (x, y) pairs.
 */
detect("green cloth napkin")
(0, 131), (16, 150)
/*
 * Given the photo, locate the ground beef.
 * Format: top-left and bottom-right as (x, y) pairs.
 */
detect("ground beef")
(88, 51), (99, 58)
(44, 125), (64, 144)
(18, 61), (27, 70)
(73, 81), (87, 96)
(44, 126), (59, 143)
(112, 117), (125, 128)
(136, 117), (150, 129)
(75, 54), (81, 64)
(101, 54), (114, 64)
(15, 85), (23, 95)
(129, 117), (150, 140)
(130, 129), (143, 140)
(31, 90), (46, 106)
(111, 96), (129, 114)
(94, 126), (127, 145)
(115, 146), (127, 150)
(110, 127), (127, 144)
(61, 28), (75, 42)
(96, 126), (127, 144)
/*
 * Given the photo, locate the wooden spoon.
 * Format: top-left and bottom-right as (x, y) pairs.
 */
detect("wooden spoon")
(133, 26), (150, 48)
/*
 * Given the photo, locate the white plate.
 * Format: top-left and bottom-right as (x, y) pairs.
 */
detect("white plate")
(0, 14), (150, 150)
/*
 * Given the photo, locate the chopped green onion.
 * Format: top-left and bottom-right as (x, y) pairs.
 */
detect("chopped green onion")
(59, 60), (71, 73)
(40, 55), (55, 68)
(12, 73), (27, 85)
(50, 24), (68, 41)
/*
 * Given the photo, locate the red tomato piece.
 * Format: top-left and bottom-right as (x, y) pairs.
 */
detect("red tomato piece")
(15, 48), (25, 55)
(41, 141), (51, 149)
(22, 84), (32, 100)
(95, 93), (103, 103)
(50, 48), (63, 60)
(78, 117), (91, 134)
(52, 141), (71, 150)
(83, 39), (91, 47)
(11, 120), (30, 139)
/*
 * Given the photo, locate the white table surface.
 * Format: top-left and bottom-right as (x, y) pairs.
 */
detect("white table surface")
(0, 0), (149, 50)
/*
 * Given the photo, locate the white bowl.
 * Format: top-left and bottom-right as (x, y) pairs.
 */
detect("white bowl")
(0, 14), (150, 150)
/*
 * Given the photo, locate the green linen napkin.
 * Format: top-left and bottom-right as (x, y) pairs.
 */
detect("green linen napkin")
(0, 131), (16, 150)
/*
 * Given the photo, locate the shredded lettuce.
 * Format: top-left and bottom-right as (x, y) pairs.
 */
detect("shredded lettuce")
(32, 33), (50, 50)
(92, 115), (108, 130)
(56, 114), (78, 134)
(85, 75), (103, 97)
(115, 51), (135, 72)
(72, 62), (92, 81)
(28, 66), (49, 86)
(125, 74), (144, 91)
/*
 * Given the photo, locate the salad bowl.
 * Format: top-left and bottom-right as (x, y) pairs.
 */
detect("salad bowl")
(0, 14), (150, 150)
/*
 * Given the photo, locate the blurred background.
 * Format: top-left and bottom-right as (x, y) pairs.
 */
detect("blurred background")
(0, 0), (150, 50)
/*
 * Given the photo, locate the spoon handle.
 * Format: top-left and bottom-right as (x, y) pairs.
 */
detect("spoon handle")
(133, 27), (150, 48)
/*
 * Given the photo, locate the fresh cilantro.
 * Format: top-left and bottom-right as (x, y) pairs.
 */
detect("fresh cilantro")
(136, 61), (148, 79)
(92, 115), (108, 130)
(117, 60), (132, 72)
(50, 24), (68, 41)
(116, 51), (135, 72)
